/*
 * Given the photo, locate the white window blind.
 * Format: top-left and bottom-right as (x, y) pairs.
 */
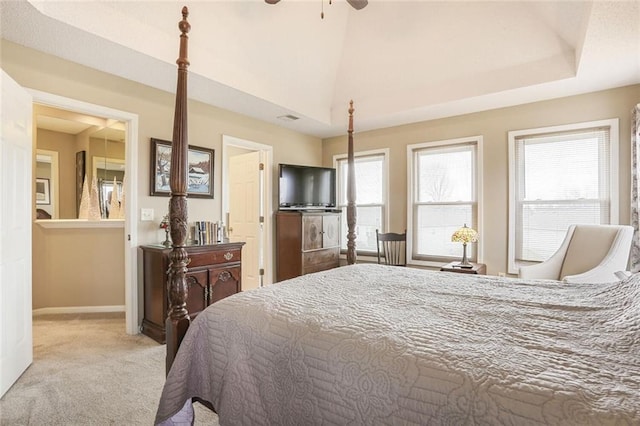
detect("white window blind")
(335, 152), (387, 253)
(512, 125), (614, 265)
(410, 141), (478, 262)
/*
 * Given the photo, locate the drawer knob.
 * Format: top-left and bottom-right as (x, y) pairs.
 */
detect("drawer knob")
(218, 270), (231, 282)
(224, 252), (234, 261)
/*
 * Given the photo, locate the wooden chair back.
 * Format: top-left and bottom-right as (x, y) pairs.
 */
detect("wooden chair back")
(376, 229), (407, 266)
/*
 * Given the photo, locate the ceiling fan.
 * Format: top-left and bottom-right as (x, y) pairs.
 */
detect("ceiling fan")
(265, 0), (368, 19)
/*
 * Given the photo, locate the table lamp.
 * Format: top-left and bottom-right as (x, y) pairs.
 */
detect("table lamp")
(160, 214), (171, 247)
(451, 224), (478, 268)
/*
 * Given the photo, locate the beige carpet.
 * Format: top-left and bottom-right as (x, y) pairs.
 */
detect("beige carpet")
(0, 313), (218, 425)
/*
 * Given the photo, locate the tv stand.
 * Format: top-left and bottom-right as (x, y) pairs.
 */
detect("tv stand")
(275, 211), (341, 282)
(297, 208), (342, 213)
(279, 206), (340, 212)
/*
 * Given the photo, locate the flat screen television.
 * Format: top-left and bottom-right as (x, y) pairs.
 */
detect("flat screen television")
(278, 163), (337, 210)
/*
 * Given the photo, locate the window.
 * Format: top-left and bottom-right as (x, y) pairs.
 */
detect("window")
(407, 137), (482, 265)
(334, 150), (388, 254)
(508, 119), (619, 274)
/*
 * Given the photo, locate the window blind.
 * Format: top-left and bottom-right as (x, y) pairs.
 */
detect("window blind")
(514, 126), (610, 262)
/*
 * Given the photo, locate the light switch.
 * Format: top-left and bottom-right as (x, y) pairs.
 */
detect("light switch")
(141, 208), (154, 221)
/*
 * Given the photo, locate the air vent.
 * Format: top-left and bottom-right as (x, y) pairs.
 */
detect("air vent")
(277, 114), (300, 121)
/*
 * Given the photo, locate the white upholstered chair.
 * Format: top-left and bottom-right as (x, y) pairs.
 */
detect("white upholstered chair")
(518, 224), (633, 283)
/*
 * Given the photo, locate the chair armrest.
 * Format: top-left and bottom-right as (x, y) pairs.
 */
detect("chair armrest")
(563, 226), (633, 283)
(563, 268), (620, 283)
(519, 256), (564, 280)
(519, 225), (576, 281)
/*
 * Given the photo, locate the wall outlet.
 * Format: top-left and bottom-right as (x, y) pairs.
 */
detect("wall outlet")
(498, 272), (506, 277)
(141, 208), (154, 221)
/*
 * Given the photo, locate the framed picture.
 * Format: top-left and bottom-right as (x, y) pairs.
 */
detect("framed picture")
(150, 138), (214, 199)
(36, 178), (51, 205)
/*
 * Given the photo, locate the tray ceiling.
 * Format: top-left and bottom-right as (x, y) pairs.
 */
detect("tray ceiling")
(2, 1), (639, 138)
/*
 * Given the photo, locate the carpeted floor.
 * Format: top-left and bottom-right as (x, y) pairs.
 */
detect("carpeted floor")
(0, 313), (218, 425)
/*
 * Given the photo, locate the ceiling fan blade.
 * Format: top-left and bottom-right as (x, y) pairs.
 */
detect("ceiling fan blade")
(265, 0), (281, 4)
(346, 0), (368, 10)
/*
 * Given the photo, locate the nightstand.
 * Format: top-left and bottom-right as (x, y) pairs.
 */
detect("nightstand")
(440, 262), (487, 275)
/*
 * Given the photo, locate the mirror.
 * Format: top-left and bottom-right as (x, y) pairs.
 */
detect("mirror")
(93, 156), (125, 219)
(35, 149), (59, 219)
(34, 105), (126, 219)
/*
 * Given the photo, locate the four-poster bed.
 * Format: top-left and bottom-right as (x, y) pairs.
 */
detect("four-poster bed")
(157, 7), (640, 425)
(163, 8), (360, 370)
(165, 6), (192, 373)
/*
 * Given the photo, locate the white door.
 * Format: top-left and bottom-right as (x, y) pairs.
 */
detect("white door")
(229, 151), (262, 290)
(0, 70), (33, 398)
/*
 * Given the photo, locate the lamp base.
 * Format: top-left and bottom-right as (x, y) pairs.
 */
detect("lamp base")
(162, 228), (171, 247)
(455, 263), (473, 269)
(457, 242), (473, 268)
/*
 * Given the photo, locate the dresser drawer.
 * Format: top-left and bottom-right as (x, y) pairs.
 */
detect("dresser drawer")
(188, 248), (241, 268)
(303, 261), (339, 275)
(302, 248), (339, 270)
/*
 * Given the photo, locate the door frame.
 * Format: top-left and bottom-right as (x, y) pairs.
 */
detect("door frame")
(29, 89), (139, 335)
(221, 135), (273, 286)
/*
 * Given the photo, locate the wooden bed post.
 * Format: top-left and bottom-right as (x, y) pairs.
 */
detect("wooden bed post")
(165, 6), (191, 374)
(346, 100), (357, 264)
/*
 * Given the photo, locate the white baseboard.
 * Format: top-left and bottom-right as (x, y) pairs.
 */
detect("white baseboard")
(32, 305), (125, 316)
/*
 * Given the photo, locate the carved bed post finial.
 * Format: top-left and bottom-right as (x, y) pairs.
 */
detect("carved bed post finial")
(346, 100), (357, 265)
(166, 6), (191, 375)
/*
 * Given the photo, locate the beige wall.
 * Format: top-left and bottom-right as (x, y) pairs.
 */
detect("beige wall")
(2, 40), (322, 309)
(32, 225), (124, 308)
(4, 38), (638, 308)
(323, 85), (640, 275)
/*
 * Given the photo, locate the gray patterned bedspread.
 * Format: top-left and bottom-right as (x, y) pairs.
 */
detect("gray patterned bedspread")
(156, 264), (640, 425)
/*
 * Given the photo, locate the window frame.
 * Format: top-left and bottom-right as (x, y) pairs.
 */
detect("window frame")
(507, 119), (619, 275)
(333, 148), (389, 259)
(406, 136), (483, 267)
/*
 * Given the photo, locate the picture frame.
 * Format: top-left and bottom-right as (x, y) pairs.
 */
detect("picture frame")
(150, 138), (214, 199)
(36, 178), (51, 205)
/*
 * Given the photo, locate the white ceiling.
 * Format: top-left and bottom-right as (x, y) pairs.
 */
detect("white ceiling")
(33, 105), (126, 141)
(36, 115), (126, 141)
(2, 0), (639, 138)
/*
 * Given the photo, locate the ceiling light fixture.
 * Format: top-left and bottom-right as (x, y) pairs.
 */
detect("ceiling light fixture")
(265, 0), (368, 20)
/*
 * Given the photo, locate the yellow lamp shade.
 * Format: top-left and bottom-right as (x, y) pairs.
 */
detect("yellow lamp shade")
(451, 224), (478, 244)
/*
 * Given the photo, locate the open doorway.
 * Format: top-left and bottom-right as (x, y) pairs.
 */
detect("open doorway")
(222, 135), (273, 288)
(29, 89), (139, 335)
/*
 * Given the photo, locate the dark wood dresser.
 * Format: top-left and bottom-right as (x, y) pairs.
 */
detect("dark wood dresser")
(276, 211), (340, 282)
(139, 242), (244, 343)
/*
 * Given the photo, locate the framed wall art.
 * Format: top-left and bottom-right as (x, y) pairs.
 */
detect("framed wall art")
(36, 178), (50, 205)
(150, 138), (214, 199)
